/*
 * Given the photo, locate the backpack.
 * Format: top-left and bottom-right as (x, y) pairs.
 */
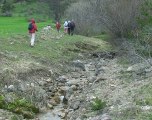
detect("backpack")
(28, 23), (33, 30)
(71, 22), (75, 28)
(64, 21), (68, 27)
(68, 22), (71, 28)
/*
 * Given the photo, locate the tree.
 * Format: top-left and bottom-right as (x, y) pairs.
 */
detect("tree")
(45, 0), (76, 21)
(1, 0), (14, 16)
(66, 0), (142, 37)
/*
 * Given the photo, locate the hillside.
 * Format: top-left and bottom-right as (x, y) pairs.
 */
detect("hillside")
(0, 17), (111, 119)
(0, 17), (152, 120)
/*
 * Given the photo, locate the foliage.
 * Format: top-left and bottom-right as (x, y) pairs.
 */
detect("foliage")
(43, 0), (76, 20)
(90, 97), (106, 111)
(11, 115), (21, 120)
(66, 0), (142, 37)
(13, 2), (50, 22)
(135, 0), (152, 48)
(135, 83), (152, 106)
(138, 0), (152, 28)
(0, 0), (77, 20)
(1, 0), (14, 16)
(0, 95), (39, 119)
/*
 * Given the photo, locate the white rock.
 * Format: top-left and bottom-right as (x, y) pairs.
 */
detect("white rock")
(127, 66), (133, 71)
(7, 85), (14, 92)
(31, 83), (34, 87)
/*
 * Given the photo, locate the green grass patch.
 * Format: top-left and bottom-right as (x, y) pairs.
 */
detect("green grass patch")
(93, 34), (110, 41)
(0, 17), (52, 37)
(0, 95), (39, 119)
(135, 83), (152, 106)
(0, 17), (112, 64)
(90, 97), (106, 111)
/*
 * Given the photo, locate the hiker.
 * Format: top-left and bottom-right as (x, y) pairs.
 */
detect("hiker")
(28, 19), (38, 47)
(56, 21), (61, 33)
(63, 20), (68, 34)
(70, 20), (75, 36)
(67, 21), (71, 35)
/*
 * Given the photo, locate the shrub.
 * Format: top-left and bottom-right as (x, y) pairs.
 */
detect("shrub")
(90, 97), (106, 111)
(1, 0), (14, 16)
(0, 96), (39, 119)
(66, 0), (142, 38)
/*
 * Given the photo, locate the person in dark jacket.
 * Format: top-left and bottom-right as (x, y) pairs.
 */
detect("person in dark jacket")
(70, 20), (75, 36)
(28, 19), (38, 47)
(67, 21), (71, 35)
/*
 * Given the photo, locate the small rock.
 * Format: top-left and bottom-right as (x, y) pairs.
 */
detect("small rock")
(39, 81), (46, 86)
(58, 112), (66, 119)
(71, 85), (77, 91)
(7, 85), (15, 92)
(49, 99), (58, 106)
(31, 83), (34, 87)
(70, 101), (80, 110)
(72, 60), (86, 71)
(53, 96), (61, 104)
(57, 75), (67, 83)
(101, 114), (111, 120)
(48, 86), (53, 92)
(46, 78), (52, 83)
(47, 103), (53, 109)
(127, 66), (133, 72)
(60, 96), (64, 101)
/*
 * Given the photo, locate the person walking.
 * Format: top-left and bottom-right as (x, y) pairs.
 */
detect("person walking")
(63, 20), (68, 34)
(67, 21), (71, 35)
(70, 20), (75, 36)
(56, 21), (61, 33)
(28, 19), (38, 47)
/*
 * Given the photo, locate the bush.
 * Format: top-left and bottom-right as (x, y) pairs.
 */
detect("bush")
(1, 0), (14, 16)
(66, 0), (142, 38)
(0, 96), (39, 119)
(90, 97), (106, 111)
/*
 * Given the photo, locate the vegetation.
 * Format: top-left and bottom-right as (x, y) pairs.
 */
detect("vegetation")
(0, 17), (52, 36)
(0, 16), (111, 63)
(135, 84), (152, 106)
(0, 95), (39, 119)
(1, 0), (152, 39)
(65, 0), (141, 37)
(90, 97), (106, 111)
(0, 0), (152, 120)
(0, 14), (111, 119)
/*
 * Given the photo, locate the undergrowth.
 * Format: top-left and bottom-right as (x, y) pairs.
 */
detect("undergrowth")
(0, 95), (39, 119)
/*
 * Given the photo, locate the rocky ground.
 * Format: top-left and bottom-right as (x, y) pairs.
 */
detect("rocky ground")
(1, 30), (152, 120)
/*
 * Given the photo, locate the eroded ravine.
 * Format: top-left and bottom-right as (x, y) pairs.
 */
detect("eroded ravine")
(36, 52), (117, 120)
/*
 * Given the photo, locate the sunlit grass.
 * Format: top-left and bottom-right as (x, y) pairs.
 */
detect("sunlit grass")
(0, 17), (112, 63)
(0, 17), (52, 37)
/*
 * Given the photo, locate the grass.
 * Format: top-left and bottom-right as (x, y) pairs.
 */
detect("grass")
(93, 34), (110, 41)
(90, 97), (106, 111)
(0, 16), (112, 119)
(135, 83), (152, 106)
(0, 17), (111, 64)
(0, 95), (39, 119)
(0, 17), (53, 37)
